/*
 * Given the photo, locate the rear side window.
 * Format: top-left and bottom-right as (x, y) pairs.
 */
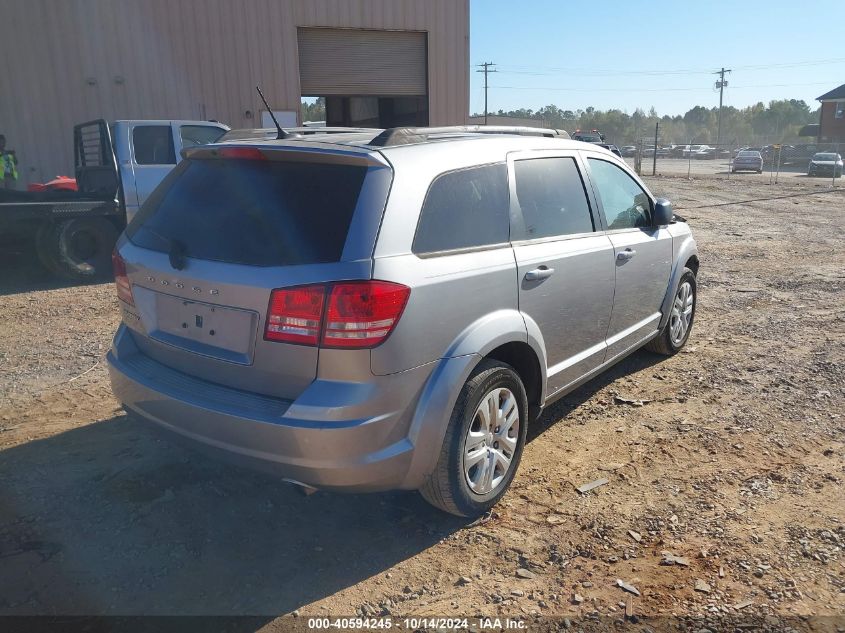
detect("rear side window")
(133, 126), (176, 165)
(512, 157), (594, 240)
(127, 158), (368, 266)
(413, 163), (509, 254)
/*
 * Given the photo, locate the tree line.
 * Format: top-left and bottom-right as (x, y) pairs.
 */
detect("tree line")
(301, 97), (326, 123)
(476, 99), (819, 145)
(304, 96), (818, 146)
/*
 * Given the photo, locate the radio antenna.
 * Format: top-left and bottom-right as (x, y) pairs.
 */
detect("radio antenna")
(256, 85), (290, 139)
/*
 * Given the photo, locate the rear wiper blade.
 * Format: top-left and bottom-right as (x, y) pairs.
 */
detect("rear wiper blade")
(139, 225), (188, 270)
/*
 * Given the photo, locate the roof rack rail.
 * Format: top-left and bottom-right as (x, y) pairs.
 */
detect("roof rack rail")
(369, 125), (568, 147)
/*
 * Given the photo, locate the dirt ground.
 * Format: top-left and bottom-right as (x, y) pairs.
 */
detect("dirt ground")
(1, 175), (843, 630)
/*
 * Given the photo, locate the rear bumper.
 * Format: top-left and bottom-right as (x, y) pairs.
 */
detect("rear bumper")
(107, 325), (440, 492)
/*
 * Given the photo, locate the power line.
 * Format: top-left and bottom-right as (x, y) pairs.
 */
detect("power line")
(476, 62), (497, 124)
(487, 81), (832, 93)
(490, 85), (716, 92)
(493, 56), (845, 77)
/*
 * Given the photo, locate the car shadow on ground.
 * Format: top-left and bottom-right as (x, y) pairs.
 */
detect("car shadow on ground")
(0, 350), (663, 618)
(0, 246), (100, 296)
(527, 349), (665, 442)
(0, 411), (467, 618)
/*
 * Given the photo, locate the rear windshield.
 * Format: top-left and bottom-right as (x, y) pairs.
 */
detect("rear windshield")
(127, 158), (368, 266)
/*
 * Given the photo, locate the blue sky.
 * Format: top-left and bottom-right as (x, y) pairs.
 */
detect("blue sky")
(470, 0), (845, 116)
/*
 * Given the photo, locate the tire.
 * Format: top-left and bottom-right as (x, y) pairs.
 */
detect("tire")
(51, 217), (118, 281)
(35, 221), (63, 275)
(646, 267), (697, 356)
(757, 170), (762, 174)
(420, 359), (528, 517)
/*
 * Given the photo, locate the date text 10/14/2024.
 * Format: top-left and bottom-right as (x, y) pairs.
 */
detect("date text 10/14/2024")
(306, 617), (527, 630)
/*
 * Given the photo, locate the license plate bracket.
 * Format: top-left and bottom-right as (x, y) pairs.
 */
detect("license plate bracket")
(151, 293), (258, 364)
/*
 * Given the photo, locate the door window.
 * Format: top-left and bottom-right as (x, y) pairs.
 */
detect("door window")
(512, 157), (594, 240)
(180, 125), (225, 148)
(412, 163), (509, 254)
(587, 158), (652, 229)
(133, 126), (176, 165)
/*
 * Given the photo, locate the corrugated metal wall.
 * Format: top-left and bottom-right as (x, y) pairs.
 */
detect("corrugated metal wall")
(298, 28), (427, 96)
(0, 0), (469, 185)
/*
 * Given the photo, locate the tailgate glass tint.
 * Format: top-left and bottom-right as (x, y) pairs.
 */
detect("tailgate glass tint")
(127, 158), (367, 266)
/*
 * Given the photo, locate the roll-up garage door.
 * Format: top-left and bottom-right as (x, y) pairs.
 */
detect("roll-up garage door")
(298, 28), (427, 96)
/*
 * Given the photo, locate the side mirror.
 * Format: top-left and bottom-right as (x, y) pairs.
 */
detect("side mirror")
(653, 198), (674, 226)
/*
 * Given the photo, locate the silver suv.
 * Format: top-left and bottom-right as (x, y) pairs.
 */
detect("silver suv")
(107, 127), (698, 516)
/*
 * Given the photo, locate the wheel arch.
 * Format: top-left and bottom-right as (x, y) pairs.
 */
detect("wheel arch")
(485, 341), (544, 422)
(658, 236), (699, 330)
(402, 309), (547, 489)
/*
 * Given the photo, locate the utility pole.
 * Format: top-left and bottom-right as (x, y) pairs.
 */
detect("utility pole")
(476, 62), (497, 125)
(653, 121), (659, 176)
(714, 67), (731, 148)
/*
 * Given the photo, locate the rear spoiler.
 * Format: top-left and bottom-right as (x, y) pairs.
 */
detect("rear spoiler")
(181, 144), (388, 168)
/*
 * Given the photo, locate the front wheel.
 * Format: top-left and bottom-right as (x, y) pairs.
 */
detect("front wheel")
(646, 267), (697, 356)
(420, 359), (528, 517)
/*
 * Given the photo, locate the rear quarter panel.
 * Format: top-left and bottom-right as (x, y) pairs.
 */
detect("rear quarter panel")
(370, 140), (525, 376)
(371, 249), (520, 375)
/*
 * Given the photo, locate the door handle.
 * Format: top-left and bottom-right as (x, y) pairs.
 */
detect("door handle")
(616, 248), (637, 261)
(525, 266), (555, 281)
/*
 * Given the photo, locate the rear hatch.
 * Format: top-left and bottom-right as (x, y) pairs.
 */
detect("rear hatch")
(117, 144), (391, 400)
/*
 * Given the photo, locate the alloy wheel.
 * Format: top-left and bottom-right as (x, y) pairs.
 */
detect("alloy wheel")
(670, 281), (694, 347)
(463, 387), (520, 495)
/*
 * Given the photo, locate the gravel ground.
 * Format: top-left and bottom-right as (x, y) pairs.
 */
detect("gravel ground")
(0, 176), (843, 630)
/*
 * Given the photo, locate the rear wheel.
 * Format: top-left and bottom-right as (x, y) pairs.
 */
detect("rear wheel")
(646, 267), (697, 356)
(420, 359), (528, 517)
(35, 222), (62, 275)
(50, 217), (118, 281)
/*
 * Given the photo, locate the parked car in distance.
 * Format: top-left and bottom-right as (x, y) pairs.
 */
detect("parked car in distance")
(785, 144), (818, 165)
(620, 145), (637, 157)
(695, 147), (730, 160)
(807, 152), (843, 177)
(107, 126), (699, 517)
(731, 150), (764, 173)
(597, 143), (622, 157)
(683, 145), (707, 158)
(572, 129), (604, 143)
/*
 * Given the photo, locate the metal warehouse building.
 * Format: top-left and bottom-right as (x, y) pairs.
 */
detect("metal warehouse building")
(0, 0), (469, 185)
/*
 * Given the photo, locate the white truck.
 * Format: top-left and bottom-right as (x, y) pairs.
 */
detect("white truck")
(0, 119), (228, 280)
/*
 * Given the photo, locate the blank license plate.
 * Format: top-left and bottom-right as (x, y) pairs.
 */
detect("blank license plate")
(154, 294), (257, 362)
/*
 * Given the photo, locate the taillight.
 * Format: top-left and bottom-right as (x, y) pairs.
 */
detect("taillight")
(216, 146), (266, 160)
(265, 285), (326, 345)
(323, 281), (410, 348)
(263, 281), (410, 349)
(112, 250), (134, 306)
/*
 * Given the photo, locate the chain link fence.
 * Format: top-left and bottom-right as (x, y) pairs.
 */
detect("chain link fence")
(627, 139), (842, 185)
